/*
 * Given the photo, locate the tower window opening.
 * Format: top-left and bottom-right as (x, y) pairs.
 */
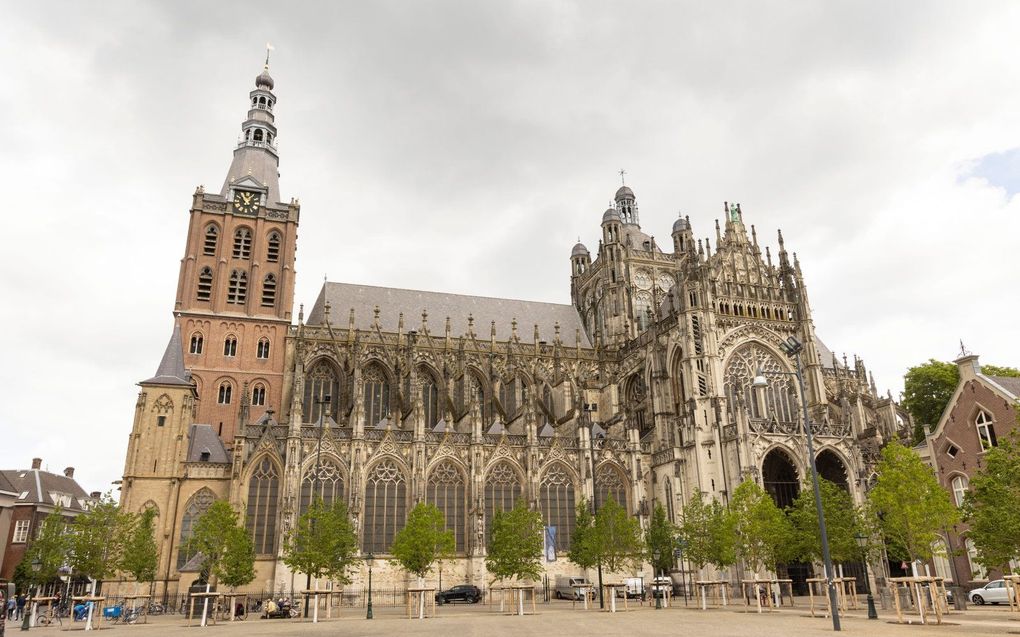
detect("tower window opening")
(253, 129), (263, 142)
(266, 232), (281, 262)
(189, 333), (204, 355)
(203, 225), (218, 255)
(251, 383), (266, 406)
(261, 274), (277, 307)
(197, 267), (213, 301)
(227, 270), (248, 304)
(156, 415), (166, 427)
(233, 229), (252, 259)
(217, 382), (232, 405)
(223, 336), (237, 357)
(256, 337), (271, 359)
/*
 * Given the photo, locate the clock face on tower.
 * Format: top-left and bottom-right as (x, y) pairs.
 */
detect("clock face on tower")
(233, 190), (259, 215)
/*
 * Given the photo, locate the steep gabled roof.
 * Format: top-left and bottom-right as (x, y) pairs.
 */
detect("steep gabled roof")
(141, 325), (192, 387)
(185, 424), (230, 464)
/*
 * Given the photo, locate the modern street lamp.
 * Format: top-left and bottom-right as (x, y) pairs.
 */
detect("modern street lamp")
(365, 553), (374, 620)
(22, 557), (41, 631)
(304, 394), (330, 618)
(583, 401), (605, 609)
(754, 335), (841, 631)
(652, 549), (662, 609)
(854, 533), (878, 619)
(674, 542), (689, 606)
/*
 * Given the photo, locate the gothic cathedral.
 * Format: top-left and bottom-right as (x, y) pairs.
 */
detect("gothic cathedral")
(119, 61), (910, 596)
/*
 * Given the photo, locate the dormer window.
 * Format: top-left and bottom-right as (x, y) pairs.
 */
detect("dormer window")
(199, 449), (211, 462)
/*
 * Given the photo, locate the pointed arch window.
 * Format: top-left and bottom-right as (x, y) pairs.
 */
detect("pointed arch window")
(227, 270), (248, 304)
(217, 382), (232, 405)
(266, 232), (281, 262)
(251, 383), (266, 406)
(245, 458), (280, 555)
(363, 459), (407, 553)
(966, 538), (987, 580)
(233, 229), (252, 259)
(304, 360), (340, 424)
(595, 464), (628, 511)
(203, 225), (218, 256)
(484, 462), (523, 544)
(975, 410), (997, 450)
(223, 336), (237, 357)
(724, 343), (795, 425)
(256, 337), (270, 359)
(951, 475), (969, 508)
(539, 464), (576, 552)
(197, 267), (213, 301)
(427, 461), (466, 552)
(420, 371), (440, 427)
(363, 365), (391, 427)
(261, 274), (276, 307)
(189, 333), (204, 355)
(177, 489), (215, 568)
(469, 373), (488, 423)
(299, 460), (345, 515)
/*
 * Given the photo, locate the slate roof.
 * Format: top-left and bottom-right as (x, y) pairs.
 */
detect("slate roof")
(307, 282), (591, 347)
(141, 325), (192, 387)
(185, 424), (230, 464)
(987, 375), (1020, 400)
(0, 472), (17, 495)
(0, 468), (91, 511)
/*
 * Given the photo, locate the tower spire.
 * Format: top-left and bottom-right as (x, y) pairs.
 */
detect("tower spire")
(220, 54), (282, 206)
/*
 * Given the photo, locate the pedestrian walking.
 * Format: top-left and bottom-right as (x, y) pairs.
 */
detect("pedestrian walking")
(5, 595), (13, 620)
(15, 595), (25, 621)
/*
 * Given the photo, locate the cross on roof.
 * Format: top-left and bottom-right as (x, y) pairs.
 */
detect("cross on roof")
(619, 169), (627, 185)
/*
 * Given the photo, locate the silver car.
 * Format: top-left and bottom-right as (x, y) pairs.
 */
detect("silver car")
(968, 580), (1011, 605)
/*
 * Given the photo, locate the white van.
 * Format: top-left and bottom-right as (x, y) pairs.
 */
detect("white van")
(555, 575), (594, 600)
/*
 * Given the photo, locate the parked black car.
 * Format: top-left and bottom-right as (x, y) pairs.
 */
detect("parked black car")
(435, 584), (483, 605)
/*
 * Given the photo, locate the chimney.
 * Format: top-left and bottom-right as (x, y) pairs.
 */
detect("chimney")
(89, 491), (101, 499)
(64, 467), (75, 478)
(31, 458), (42, 470)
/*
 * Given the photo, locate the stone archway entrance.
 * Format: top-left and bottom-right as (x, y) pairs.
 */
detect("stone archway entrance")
(816, 449), (850, 490)
(761, 447), (809, 594)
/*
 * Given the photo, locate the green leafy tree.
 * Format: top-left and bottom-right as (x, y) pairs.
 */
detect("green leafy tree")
(282, 497), (361, 585)
(868, 442), (959, 565)
(645, 503), (676, 576)
(69, 493), (133, 583)
(789, 479), (862, 565)
(593, 497), (645, 573)
(21, 508), (71, 588)
(187, 500), (255, 588)
(964, 430), (1020, 572)
(979, 365), (1020, 378)
(567, 499), (597, 571)
(902, 359), (958, 443)
(730, 479), (795, 574)
(486, 500), (544, 583)
(122, 508), (159, 588)
(679, 492), (736, 573)
(389, 502), (455, 581)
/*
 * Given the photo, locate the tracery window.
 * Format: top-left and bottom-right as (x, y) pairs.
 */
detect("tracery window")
(227, 270), (247, 304)
(634, 291), (653, 331)
(484, 462), (522, 544)
(626, 373), (649, 434)
(420, 371), (440, 427)
(203, 225), (218, 256)
(299, 460), (345, 515)
(469, 373), (488, 422)
(261, 274), (276, 307)
(363, 364), (391, 427)
(233, 228), (252, 259)
(266, 232), (281, 262)
(256, 337), (270, 359)
(303, 360), (340, 424)
(595, 464), (628, 511)
(177, 488), (215, 568)
(189, 333), (204, 355)
(245, 458), (280, 555)
(724, 343), (795, 424)
(427, 461), (466, 552)
(363, 459), (407, 553)
(197, 267), (213, 301)
(976, 410), (997, 450)
(251, 383), (266, 406)
(539, 464), (576, 552)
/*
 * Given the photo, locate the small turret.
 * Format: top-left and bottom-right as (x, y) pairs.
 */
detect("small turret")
(672, 214), (693, 255)
(570, 241), (591, 276)
(602, 206), (621, 244)
(615, 185), (640, 226)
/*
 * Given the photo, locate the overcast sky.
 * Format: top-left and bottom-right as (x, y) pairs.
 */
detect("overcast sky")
(2, 1), (1018, 493)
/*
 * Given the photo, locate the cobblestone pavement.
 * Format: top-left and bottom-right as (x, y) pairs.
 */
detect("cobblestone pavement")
(56, 600), (1020, 636)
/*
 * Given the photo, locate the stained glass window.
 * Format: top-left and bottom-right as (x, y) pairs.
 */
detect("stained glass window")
(539, 464), (576, 552)
(245, 458), (280, 555)
(363, 459), (406, 553)
(426, 461), (466, 552)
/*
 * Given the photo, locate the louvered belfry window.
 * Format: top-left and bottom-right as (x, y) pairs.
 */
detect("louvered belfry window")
(362, 459), (406, 553)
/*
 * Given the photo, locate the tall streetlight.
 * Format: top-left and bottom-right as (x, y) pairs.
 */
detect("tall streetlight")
(583, 401), (605, 609)
(754, 335), (841, 631)
(365, 553), (374, 619)
(652, 549), (662, 609)
(304, 394), (330, 618)
(854, 533), (878, 619)
(21, 557), (41, 631)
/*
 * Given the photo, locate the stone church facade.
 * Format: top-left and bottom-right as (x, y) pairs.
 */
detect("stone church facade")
(118, 61), (910, 596)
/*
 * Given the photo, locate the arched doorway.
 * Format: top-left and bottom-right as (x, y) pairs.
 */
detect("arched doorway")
(815, 449), (850, 490)
(762, 448), (800, 509)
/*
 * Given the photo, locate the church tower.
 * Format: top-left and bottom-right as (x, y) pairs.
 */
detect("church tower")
(172, 58), (300, 442)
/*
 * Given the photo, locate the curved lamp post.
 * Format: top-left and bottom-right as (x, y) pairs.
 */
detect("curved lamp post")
(365, 553), (374, 620)
(754, 335), (841, 632)
(854, 534), (878, 619)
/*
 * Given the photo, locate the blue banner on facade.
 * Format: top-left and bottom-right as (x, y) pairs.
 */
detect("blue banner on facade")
(545, 526), (557, 562)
